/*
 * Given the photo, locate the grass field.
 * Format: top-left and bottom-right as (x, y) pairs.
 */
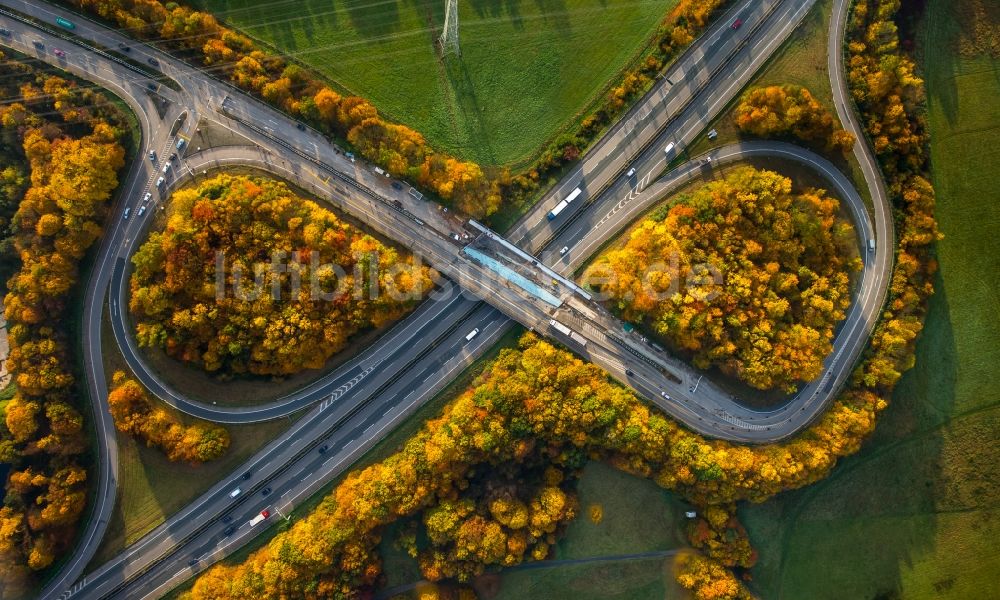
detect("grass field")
(740, 0), (1000, 597)
(190, 0), (674, 167)
(380, 460), (690, 599)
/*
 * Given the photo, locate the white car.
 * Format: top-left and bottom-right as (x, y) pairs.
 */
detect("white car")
(123, 207), (130, 219)
(143, 192), (152, 202)
(137, 205), (146, 216)
(626, 167), (636, 178)
(559, 246), (569, 255)
(156, 176), (165, 187)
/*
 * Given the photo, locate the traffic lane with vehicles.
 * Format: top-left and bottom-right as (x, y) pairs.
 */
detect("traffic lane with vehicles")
(166, 132), (789, 444)
(75, 304), (510, 600)
(508, 0), (816, 252)
(547, 141), (880, 435)
(10, 0), (835, 445)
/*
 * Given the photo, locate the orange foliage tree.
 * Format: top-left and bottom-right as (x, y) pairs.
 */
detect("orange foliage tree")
(107, 372), (229, 462)
(0, 52), (127, 578)
(129, 173), (434, 376)
(734, 84), (856, 152)
(584, 166), (860, 392)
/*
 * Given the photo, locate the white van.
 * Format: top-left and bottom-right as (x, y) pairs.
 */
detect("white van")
(373, 166), (386, 176)
(465, 328), (480, 342)
(228, 487), (241, 499)
(868, 238), (876, 252)
(664, 142), (676, 157)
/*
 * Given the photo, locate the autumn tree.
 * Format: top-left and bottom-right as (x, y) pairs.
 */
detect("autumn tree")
(129, 173), (434, 376)
(584, 166), (860, 392)
(735, 84), (855, 152)
(107, 372), (229, 462)
(0, 52), (128, 580)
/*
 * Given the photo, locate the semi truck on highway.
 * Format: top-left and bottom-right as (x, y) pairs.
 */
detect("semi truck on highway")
(249, 509), (270, 526)
(55, 17), (75, 30)
(549, 320), (588, 348)
(547, 187), (582, 220)
(549, 320), (571, 336)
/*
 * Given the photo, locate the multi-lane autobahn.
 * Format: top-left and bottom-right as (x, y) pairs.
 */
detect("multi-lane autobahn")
(0, 0), (892, 597)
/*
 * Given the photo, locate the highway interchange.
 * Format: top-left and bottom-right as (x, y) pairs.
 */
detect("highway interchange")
(0, 0), (893, 597)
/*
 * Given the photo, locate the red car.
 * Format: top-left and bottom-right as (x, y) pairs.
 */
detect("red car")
(731, 18), (743, 30)
(53, 48), (66, 57)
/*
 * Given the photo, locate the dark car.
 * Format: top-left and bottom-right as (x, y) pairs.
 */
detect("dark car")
(118, 42), (130, 52)
(391, 181), (403, 191)
(147, 57), (159, 67)
(146, 82), (157, 92)
(731, 18), (742, 30)
(221, 514), (233, 524)
(169, 152), (177, 161)
(296, 123), (306, 131)
(188, 558), (199, 566)
(223, 525), (236, 536)
(261, 486), (272, 496)
(625, 369), (635, 377)
(318, 444), (329, 454)
(0, 28), (11, 37)
(242, 470), (252, 480)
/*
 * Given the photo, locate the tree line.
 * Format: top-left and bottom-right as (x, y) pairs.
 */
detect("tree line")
(734, 84), (856, 152)
(107, 372), (229, 462)
(179, 305), (912, 600)
(584, 166), (860, 393)
(0, 51), (127, 589)
(129, 173), (434, 376)
(62, 0), (730, 220)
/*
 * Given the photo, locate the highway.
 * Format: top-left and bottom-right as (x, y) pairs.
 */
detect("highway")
(0, 0), (894, 597)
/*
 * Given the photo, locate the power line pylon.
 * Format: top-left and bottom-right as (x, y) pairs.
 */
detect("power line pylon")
(440, 0), (460, 57)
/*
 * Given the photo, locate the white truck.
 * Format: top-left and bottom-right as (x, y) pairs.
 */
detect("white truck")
(248, 509), (270, 526)
(549, 320), (572, 336)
